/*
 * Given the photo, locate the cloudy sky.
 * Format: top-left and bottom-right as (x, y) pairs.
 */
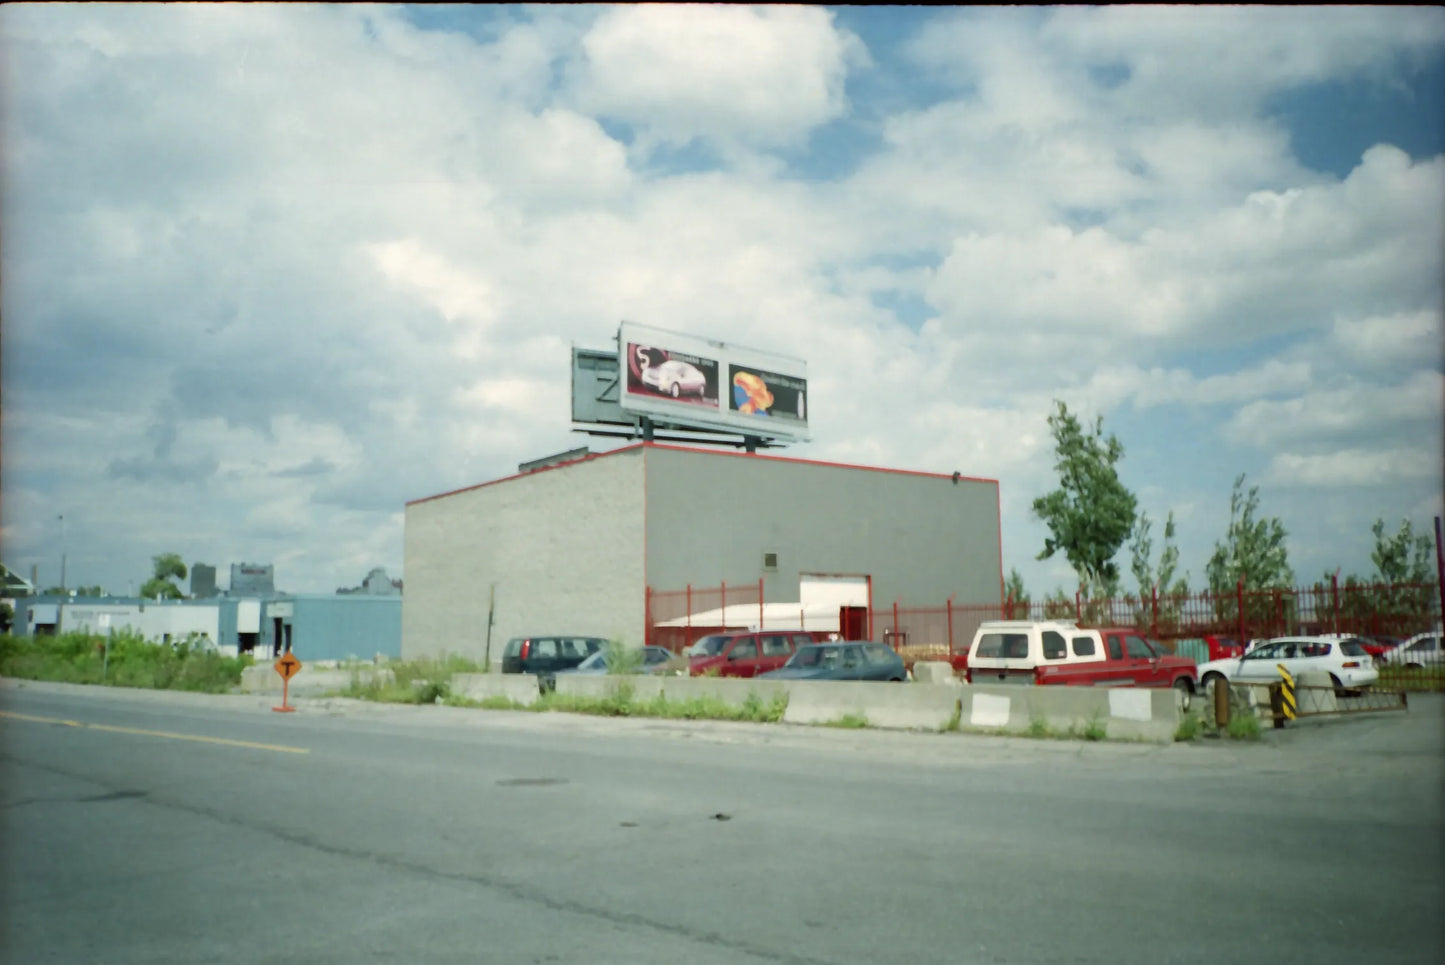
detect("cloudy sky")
(3, 4), (1442, 601)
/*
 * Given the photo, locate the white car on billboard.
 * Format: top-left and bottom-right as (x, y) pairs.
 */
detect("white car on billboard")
(641, 359), (707, 398)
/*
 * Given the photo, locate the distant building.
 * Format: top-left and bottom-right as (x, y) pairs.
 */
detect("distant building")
(191, 563), (218, 599)
(11, 593), (400, 662)
(338, 567), (402, 596)
(1, 563), (35, 598)
(230, 563), (275, 596)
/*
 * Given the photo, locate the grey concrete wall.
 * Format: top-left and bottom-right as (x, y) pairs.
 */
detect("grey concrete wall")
(643, 445), (1001, 608)
(402, 449), (646, 664)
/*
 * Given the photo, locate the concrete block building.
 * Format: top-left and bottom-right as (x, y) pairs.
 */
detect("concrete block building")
(402, 443), (1002, 665)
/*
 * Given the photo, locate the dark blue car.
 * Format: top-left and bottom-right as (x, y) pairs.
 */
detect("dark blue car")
(758, 642), (906, 682)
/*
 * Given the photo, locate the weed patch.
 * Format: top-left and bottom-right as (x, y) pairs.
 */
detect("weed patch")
(1226, 713), (1261, 741)
(342, 654), (483, 705)
(1174, 713), (1202, 742)
(0, 631), (250, 693)
(826, 713), (869, 729)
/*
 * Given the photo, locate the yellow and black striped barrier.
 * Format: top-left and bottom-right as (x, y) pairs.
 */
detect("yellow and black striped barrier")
(1270, 663), (1297, 728)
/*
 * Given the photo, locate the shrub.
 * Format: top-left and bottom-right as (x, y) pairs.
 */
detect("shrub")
(1226, 713), (1261, 741)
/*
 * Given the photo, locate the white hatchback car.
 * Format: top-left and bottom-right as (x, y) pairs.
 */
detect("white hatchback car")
(1195, 635), (1378, 694)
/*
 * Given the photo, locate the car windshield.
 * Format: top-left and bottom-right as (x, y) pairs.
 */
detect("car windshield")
(688, 635), (732, 657)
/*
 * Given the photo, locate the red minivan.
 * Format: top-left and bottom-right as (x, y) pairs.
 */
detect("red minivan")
(687, 630), (818, 677)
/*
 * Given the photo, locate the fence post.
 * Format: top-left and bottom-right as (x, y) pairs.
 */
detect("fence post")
(892, 598), (900, 650)
(686, 583), (693, 652)
(947, 595), (955, 656)
(1435, 517), (1445, 632)
(758, 577), (764, 631)
(1151, 585), (1159, 638)
(721, 581), (727, 628)
(1075, 588), (1082, 623)
(645, 586), (653, 647)
(1237, 578), (1246, 645)
(1331, 573), (1339, 634)
(1274, 589), (1282, 636)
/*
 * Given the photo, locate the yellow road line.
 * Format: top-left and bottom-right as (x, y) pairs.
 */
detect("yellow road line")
(0, 710), (309, 754)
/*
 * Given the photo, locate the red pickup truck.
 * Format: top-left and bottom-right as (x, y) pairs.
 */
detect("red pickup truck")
(687, 630), (821, 678)
(965, 620), (1197, 697)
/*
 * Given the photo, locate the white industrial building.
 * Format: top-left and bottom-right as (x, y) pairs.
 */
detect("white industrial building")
(402, 442), (1002, 666)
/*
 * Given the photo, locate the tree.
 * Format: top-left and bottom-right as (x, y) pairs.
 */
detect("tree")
(1129, 510), (1189, 633)
(1129, 510), (1187, 600)
(140, 553), (187, 600)
(1205, 475), (1293, 593)
(1369, 518), (1433, 584)
(1003, 568), (1031, 618)
(1032, 401), (1137, 598)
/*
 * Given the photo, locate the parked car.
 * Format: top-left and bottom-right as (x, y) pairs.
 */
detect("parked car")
(687, 630), (816, 678)
(759, 642), (906, 682)
(557, 645), (681, 676)
(1380, 631), (1443, 668)
(500, 636), (607, 676)
(1195, 636), (1378, 695)
(1321, 633), (1398, 664)
(964, 621), (1197, 698)
(641, 359), (707, 398)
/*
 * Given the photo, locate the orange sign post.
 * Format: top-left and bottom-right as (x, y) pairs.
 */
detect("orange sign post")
(272, 652), (302, 713)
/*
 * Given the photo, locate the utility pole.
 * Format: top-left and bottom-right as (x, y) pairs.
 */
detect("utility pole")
(58, 514), (67, 593)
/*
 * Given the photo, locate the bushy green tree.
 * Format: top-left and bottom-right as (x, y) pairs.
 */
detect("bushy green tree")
(1032, 401), (1137, 598)
(140, 553), (187, 600)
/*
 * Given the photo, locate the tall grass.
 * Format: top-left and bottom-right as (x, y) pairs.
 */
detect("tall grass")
(341, 654), (485, 704)
(0, 631), (251, 693)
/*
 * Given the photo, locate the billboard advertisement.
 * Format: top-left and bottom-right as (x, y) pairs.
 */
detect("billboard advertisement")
(618, 322), (808, 442)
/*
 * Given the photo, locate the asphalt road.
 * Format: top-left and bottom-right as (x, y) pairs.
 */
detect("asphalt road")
(2, 679), (1441, 965)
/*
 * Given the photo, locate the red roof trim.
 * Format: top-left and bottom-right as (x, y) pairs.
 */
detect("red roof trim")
(406, 440), (997, 506)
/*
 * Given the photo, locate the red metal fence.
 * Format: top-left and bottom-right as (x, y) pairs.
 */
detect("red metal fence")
(646, 578), (1443, 686)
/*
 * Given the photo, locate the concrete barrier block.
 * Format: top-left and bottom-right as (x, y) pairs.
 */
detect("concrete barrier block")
(782, 681), (960, 730)
(554, 674), (663, 702)
(960, 684), (1179, 742)
(1295, 671), (1338, 713)
(911, 661), (959, 685)
(239, 664), (391, 696)
(659, 676), (790, 708)
(452, 672), (540, 706)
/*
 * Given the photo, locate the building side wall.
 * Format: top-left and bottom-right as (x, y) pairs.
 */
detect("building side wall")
(644, 446), (1001, 608)
(289, 596), (401, 662)
(402, 449), (646, 664)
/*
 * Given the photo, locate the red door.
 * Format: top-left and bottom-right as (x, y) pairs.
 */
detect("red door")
(722, 637), (761, 677)
(757, 633), (796, 673)
(1123, 634), (1167, 685)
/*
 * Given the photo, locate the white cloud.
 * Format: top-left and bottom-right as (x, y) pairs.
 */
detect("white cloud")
(1330, 310), (1443, 370)
(1265, 448), (1442, 488)
(572, 5), (858, 151)
(1230, 370), (1444, 448)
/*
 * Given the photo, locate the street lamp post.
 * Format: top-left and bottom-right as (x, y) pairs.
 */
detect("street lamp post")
(58, 514), (67, 593)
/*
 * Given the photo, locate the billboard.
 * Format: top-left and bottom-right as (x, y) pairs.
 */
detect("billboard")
(617, 322), (808, 442)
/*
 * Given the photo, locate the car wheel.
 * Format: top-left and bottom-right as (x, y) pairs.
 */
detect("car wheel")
(1173, 677), (1194, 712)
(669, 382), (680, 398)
(1328, 673), (1346, 699)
